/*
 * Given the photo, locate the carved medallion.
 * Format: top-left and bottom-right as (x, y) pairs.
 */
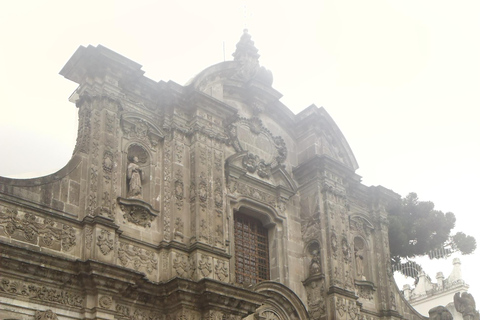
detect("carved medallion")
(118, 197), (159, 228)
(227, 117), (287, 178)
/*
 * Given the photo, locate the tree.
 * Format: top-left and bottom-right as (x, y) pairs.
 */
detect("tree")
(388, 193), (476, 278)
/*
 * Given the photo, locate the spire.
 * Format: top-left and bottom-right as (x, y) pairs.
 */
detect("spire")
(232, 29), (260, 62)
(232, 30), (273, 86)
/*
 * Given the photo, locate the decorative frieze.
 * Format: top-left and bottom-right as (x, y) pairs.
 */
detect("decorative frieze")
(117, 242), (157, 274)
(0, 278), (84, 307)
(0, 208), (76, 253)
(35, 310), (58, 320)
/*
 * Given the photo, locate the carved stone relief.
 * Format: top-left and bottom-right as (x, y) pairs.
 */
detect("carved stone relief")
(0, 208), (76, 252)
(99, 295), (113, 309)
(306, 280), (326, 320)
(35, 310), (58, 320)
(197, 254), (212, 277)
(227, 117), (287, 179)
(173, 254), (194, 279)
(119, 198), (159, 228)
(0, 278), (84, 307)
(97, 229), (114, 255)
(121, 116), (162, 150)
(214, 260), (229, 282)
(118, 242), (157, 274)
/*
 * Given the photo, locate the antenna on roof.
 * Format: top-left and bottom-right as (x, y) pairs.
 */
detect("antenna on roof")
(223, 41), (226, 62)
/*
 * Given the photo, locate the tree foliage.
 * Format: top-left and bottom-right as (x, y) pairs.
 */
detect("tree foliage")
(388, 193), (476, 278)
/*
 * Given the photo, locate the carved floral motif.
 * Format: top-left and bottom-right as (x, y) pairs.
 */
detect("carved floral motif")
(99, 295), (113, 309)
(97, 229), (114, 255)
(118, 242), (157, 274)
(35, 310), (58, 320)
(173, 254), (194, 279)
(214, 260), (229, 282)
(0, 208), (76, 252)
(0, 278), (84, 307)
(197, 255), (212, 277)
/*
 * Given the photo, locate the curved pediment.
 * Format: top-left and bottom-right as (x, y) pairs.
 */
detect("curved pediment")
(295, 105), (359, 171)
(120, 112), (165, 149)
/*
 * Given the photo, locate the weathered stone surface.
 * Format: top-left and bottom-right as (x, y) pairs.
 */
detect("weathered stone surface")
(0, 31), (427, 320)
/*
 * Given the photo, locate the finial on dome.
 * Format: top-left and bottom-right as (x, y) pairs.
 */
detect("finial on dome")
(231, 30), (273, 86)
(233, 29), (260, 62)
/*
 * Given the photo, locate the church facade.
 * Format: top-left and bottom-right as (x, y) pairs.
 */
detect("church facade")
(0, 31), (426, 320)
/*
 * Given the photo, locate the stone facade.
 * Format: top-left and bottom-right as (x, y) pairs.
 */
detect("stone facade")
(0, 31), (428, 320)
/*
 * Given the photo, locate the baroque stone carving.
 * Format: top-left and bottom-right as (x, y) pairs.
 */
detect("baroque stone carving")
(306, 280), (326, 319)
(127, 156), (144, 199)
(0, 208), (76, 251)
(118, 242), (157, 274)
(99, 295), (113, 309)
(0, 278), (84, 307)
(85, 226), (93, 250)
(121, 116), (163, 150)
(174, 169), (184, 209)
(116, 304), (162, 320)
(35, 310), (58, 320)
(197, 254), (212, 277)
(173, 217), (184, 240)
(454, 292), (479, 320)
(119, 197), (159, 228)
(214, 260), (229, 282)
(97, 229), (114, 255)
(429, 306), (453, 320)
(173, 254), (194, 279)
(227, 117), (287, 179)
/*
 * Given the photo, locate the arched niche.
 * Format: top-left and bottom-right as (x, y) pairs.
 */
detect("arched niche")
(304, 240), (323, 280)
(250, 281), (309, 320)
(125, 143), (151, 201)
(354, 236), (368, 281)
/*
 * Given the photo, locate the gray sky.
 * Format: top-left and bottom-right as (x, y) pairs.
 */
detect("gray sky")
(1, 0), (479, 302)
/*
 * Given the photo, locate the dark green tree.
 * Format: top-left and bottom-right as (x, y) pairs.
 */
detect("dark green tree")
(388, 193), (476, 278)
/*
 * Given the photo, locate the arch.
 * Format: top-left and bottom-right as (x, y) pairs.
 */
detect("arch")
(230, 198), (283, 227)
(252, 281), (309, 320)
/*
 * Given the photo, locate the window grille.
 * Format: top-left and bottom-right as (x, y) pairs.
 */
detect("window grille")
(234, 212), (269, 284)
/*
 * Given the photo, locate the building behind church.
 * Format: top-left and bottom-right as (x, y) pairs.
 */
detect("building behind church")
(0, 31), (437, 320)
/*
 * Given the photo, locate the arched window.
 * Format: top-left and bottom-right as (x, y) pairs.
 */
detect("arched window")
(234, 212), (270, 284)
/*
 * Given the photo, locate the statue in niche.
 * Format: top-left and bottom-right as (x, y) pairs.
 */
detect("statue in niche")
(309, 249), (322, 277)
(354, 237), (366, 280)
(127, 156), (143, 199)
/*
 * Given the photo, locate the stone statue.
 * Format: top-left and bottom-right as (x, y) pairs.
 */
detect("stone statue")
(428, 306), (453, 320)
(454, 292), (479, 320)
(309, 249), (322, 276)
(127, 156), (143, 199)
(355, 249), (365, 280)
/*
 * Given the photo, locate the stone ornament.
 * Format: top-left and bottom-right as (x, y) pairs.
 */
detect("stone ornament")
(127, 156), (143, 199)
(429, 306), (453, 320)
(117, 242), (157, 274)
(118, 197), (159, 228)
(0, 208), (76, 252)
(99, 295), (113, 309)
(454, 292), (480, 320)
(121, 115), (164, 150)
(97, 229), (114, 255)
(227, 117), (287, 179)
(35, 310), (58, 320)
(0, 278), (84, 307)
